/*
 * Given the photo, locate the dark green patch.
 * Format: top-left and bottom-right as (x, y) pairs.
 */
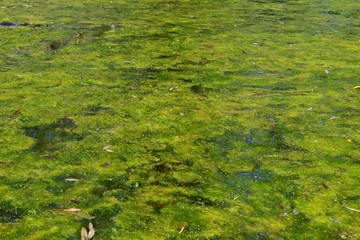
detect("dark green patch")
(84, 104), (114, 115)
(0, 200), (27, 223)
(23, 117), (83, 152)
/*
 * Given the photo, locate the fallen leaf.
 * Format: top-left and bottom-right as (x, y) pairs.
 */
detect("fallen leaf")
(103, 145), (114, 152)
(354, 86), (360, 89)
(279, 212), (288, 217)
(344, 206), (360, 213)
(14, 109), (22, 114)
(101, 161), (112, 167)
(178, 225), (186, 234)
(70, 198), (80, 204)
(88, 228), (95, 239)
(59, 208), (81, 212)
(89, 222), (94, 231)
(346, 139), (352, 143)
(81, 227), (88, 240)
(65, 178), (80, 182)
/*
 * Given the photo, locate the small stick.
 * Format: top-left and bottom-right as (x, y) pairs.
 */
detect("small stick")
(179, 225), (185, 234)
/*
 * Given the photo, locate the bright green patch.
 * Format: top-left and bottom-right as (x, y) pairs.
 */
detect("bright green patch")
(0, 0), (359, 239)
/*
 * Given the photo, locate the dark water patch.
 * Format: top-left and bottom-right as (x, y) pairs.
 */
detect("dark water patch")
(0, 200), (27, 223)
(173, 192), (231, 208)
(224, 70), (268, 76)
(322, 10), (341, 16)
(235, 165), (274, 182)
(169, 176), (203, 188)
(0, 21), (18, 27)
(183, 159), (194, 167)
(166, 67), (187, 72)
(190, 84), (213, 94)
(266, 124), (292, 150)
(0, 176), (34, 190)
(178, 77), (193, 82)
(285, 211), (311, 234)
(240, 232), (272, 240)
(273, 181), (303, 200)
(102, 175), (130, 190)
(147, 200), (167, 214)
(352, 160), (360, 164)
(156, 54), (177, 59)
(216, 168), (252, 195)
(23, 117), (83, 152)
(93, 24), (115, 37)
(121, 67), (162, 81)
(90, 204), (122, 239)
(92, 174), (140, 200)
(233, 82), (297, 91)
(0, 21), (47, 28)
(120, 32), (174, 42)
(153, 161), (181, 173)
(147, 143), (175, 160)
(84, 104), (114, 116)
(271, 82), (297, 91)
(45, 40), (64, 50)
(267, 103), (288, 109)
(174, 59), (209, 67)
(46, 180), (76, 194)
(196, 129), (262, 157)
(42, 203), (63, 210)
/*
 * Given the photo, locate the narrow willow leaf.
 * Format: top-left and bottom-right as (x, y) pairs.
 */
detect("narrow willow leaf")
(345, 206), (360, 213)
(88, 228), (95, 239)
(89, 222), (94, 231)
(59, 208), (81, 212)
(81, 227), (88, 240)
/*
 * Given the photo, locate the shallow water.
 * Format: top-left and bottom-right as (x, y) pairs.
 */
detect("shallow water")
(0, 0), (359, 239)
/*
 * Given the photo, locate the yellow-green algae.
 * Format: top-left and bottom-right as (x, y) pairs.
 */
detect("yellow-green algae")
(0, 0), (359, 239)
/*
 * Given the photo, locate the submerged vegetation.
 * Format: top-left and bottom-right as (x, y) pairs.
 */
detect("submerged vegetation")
(0, 0), (359, 239)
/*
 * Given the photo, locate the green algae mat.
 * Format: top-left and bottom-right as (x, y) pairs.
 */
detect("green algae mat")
(1, 0), (359, 239)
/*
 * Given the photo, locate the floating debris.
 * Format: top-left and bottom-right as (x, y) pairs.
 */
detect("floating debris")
(70, 198), (80, 204)
(14, 109), (22, 115)
(58, 208), (81, 212)
(0, 21), (18, 27)
(329, 217), (341, 224)
(321, 183), (329, 189)
(344, 206), (360, 213)
(293, 209), (299, 215)
(64, 178), (80, 182)
(279, 212), (288, 217)
(101, 161), (112, 167)
(277, 203), (284, 209)
(178, 225), (186, 234)
(81, 222), (95, 240)
(103, 145), (114, 152)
